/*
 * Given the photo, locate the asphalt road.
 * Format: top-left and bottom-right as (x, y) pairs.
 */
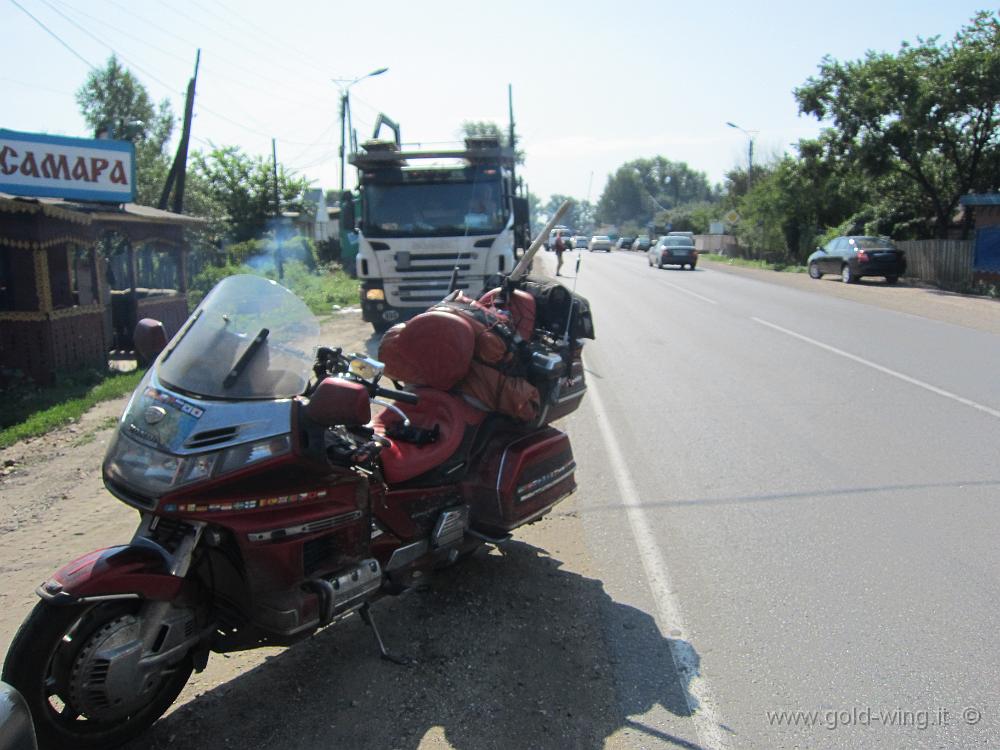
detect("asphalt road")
(564, 251), (1000, 749)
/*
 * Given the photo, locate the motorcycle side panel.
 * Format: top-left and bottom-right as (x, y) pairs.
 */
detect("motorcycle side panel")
(463, 427), (576, 535)
(378, 485), (463, 541)
(163, 473), (370, 593)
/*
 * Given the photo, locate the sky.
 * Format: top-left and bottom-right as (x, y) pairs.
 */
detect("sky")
(1, 0), (991, 206)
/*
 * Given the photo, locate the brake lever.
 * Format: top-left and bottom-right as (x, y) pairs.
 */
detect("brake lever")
(372, 398), (410, 427)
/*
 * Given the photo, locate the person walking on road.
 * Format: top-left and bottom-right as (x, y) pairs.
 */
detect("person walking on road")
(554, 231), (565, 276)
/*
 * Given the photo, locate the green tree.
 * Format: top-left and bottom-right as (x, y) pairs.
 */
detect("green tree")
(597, 157), (718, 226)
(76, 55), (175, 205)
(795, 10), (1000, 238)
(191, 146), (312, 245)
(539, 195), (593, 232)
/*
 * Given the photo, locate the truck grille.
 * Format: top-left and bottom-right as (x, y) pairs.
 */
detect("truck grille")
(394, 252), (477, 274)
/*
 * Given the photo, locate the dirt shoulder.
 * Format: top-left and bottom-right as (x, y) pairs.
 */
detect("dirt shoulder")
(701, 258), (1000, 335)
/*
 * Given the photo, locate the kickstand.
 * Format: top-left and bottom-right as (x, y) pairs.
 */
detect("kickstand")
(360, 603), (413, 666)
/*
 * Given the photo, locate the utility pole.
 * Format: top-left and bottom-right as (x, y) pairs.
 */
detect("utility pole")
(726, 121), (756, 187)
(159, 49), (200, 212)
(272, 138), (283, 279)
(339, 91), (348, 192)
(508, 83), (516, 187)
(271, 138), (280, 215)
(336, 68), (388, 193)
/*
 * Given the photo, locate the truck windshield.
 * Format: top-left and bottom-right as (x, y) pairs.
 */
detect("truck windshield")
(363, 181), (507, 238)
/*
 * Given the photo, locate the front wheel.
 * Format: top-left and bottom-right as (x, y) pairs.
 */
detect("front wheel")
(2, 601), (193, 750)
(808, 262), (822, 279)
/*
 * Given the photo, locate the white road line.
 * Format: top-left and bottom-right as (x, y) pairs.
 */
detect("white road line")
(753, 317), (1000, 420)
(659, 279), (718, 305)
(587, 379), (729, 750)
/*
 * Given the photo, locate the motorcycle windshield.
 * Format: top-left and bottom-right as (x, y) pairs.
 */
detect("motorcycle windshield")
(156, 274), (319, 400)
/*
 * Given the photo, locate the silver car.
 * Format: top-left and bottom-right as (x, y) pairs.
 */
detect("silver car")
(648, 236), (698, 269)
(588, 235), (612, 252)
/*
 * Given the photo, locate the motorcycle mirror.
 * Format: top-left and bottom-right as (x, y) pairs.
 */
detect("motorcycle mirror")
(349, 355), (384, 382)
(306, 377), (372, 427)
(134, 318), (167, 365)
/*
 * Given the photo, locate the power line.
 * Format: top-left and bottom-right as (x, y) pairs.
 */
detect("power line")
(8, 0), (95, 69)
(0, 76), (74, 96)
(205, 0), (337, 80)
(287, 149), (339, 171)
(153, 0), (332, 88)
(99, 0), (339, 110)
(36, 0), (334, 146)
(36, 0), (186, 96)
(51, 0), (192, 69)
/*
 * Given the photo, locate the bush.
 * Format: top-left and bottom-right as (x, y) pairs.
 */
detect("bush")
(278, 261), (358, 314)
(187, 262), (252, 310)
(187, 260), (358, 315)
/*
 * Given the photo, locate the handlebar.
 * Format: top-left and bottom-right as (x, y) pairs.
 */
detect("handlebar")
(375, 385), (419, 405)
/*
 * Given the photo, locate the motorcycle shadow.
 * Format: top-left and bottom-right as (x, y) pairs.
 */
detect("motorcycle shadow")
(127, 540), (705, 750)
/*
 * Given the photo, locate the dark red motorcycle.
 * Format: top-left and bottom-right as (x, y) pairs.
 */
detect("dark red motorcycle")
(1, 265), (593, 749)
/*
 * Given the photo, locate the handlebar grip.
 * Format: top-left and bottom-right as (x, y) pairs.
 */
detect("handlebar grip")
(375, 385), (419, 405)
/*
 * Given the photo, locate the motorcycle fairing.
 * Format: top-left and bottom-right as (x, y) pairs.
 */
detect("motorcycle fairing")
(119, 370), (294, 458)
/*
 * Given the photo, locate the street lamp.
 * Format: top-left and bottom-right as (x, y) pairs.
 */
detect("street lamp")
(726, 121), (755, 182)
(336, 67), (388, 192)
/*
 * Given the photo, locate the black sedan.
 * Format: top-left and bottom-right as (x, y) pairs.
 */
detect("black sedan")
(807, 236), (906, 284)
(648, 236), (698, 269)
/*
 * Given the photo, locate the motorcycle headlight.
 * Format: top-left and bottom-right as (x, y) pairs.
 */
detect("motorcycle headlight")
(104, 431), (290, 497)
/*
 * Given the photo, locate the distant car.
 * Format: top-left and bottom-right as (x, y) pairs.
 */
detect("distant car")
(616, 236), (635, 251)
(588, 235), (612, 252)
(571, 235), (590, 250)
(631, 235), (651, 252)
(648, 236), (698, 269)
(668, 231), (695, 241)
(807, 235), (906, 284)
(0, 681), (37, 750)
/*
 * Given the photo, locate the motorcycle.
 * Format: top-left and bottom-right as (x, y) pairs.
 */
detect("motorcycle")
(1, 257), (594, 748)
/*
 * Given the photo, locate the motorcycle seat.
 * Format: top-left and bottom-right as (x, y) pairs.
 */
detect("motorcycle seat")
(375, 386), (486, 484)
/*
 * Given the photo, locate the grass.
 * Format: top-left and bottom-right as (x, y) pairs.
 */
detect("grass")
(188, 261), (360, 315)
(0, 369), (142, 449)
(702, 254), (807, 273)
(281, 262), (359, 314)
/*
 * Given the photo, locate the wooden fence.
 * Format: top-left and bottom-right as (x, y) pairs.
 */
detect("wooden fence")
(897, 239), (974, 286)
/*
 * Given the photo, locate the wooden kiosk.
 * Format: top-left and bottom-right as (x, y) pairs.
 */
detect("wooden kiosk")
(0, 130), (201, 385)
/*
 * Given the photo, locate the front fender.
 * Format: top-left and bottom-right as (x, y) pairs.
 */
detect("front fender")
(37, 544), (186, 604)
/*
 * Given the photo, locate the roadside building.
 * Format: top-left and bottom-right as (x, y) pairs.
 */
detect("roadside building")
(0, 129), (202, 385)
(959, 194), (1000, 286)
